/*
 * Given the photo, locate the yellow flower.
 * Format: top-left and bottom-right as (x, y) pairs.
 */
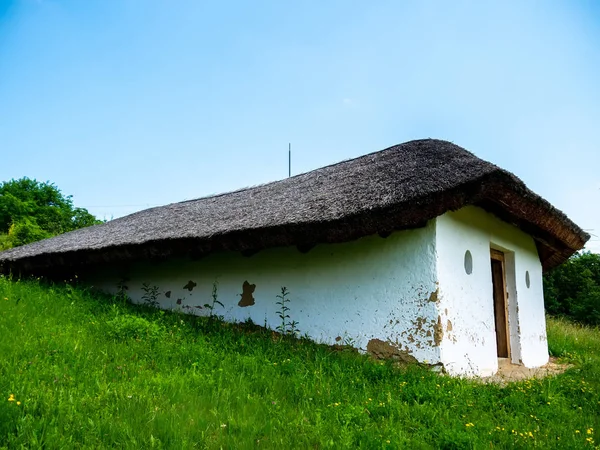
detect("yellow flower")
(3, 297), (7, 300)
(576, 430), (581, 434)
(588, 428), (594, 435)
(16, 401), (21, 406)
(465, 423), (474, 428)
(8, 394), (15, 402)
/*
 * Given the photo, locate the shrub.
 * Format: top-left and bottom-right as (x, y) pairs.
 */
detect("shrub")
(0, 177), (102, 249)
(6, 218), (52, 247)
(0, 233), (12, 251)
(544, 252), (600, 325)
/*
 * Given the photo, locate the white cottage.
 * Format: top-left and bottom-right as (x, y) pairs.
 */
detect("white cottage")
(0, 139), (588, 376)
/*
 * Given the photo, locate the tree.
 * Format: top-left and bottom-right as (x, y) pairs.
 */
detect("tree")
(0, 178), (102, 249)
(544, 251), (600, 326)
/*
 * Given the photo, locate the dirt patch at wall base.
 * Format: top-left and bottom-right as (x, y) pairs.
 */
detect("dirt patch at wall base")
(478, 357), (571, 385)
(367, 339), (418, 364)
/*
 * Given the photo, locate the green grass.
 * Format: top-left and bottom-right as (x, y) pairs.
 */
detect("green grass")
(1, 276), (599, 449)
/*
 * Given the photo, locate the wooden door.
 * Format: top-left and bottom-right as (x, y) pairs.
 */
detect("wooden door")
(491, 249), (510, 358)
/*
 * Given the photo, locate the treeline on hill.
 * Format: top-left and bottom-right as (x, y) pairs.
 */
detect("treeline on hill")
(0, 178), (102, 250)
(544, 251), (600, 326)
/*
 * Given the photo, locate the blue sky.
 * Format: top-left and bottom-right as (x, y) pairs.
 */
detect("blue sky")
(1, 0), (599, 251)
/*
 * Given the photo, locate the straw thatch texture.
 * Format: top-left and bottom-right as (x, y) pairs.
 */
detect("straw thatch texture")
(0, 139), (589, 274)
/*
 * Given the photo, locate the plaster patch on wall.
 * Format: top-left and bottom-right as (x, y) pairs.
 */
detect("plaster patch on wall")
(433, 316), (444, 346)
(367, 339), (418, 363)
(238, 281), (256, 307)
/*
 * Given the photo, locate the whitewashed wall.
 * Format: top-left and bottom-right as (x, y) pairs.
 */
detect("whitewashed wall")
(88, 205), (549, 377)
(90, 222), (442, 365)
(435, 206), (548, 377)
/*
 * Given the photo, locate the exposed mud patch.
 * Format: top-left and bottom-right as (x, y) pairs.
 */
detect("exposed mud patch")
(433, 316), (444, 346)
(183, 281), (197, 291)
(428, 288), (439, 303)
(478, 357), (572, 385)
(367, 339), (418, 363)
(238, 281), (256, 307)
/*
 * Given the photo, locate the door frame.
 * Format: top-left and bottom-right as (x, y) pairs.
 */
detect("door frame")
(491, 249), (511, 359)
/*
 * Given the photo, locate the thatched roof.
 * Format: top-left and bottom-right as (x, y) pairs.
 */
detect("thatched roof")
(0, 139), (589, 274)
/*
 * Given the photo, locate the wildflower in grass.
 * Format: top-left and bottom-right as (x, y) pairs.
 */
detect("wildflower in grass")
(576, 430), (581, 434)
(3, 297), (7, 300)
(8, 394), (15, 402)
(17, 401), (21, 405)
(465, 423), (474, 428)
(587, 428), (594, 435)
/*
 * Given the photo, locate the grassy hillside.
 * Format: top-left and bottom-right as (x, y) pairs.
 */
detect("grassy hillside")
(1, 276), (599, 449)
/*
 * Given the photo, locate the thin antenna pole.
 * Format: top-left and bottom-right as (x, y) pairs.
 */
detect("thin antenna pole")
(288, 143), (291, 178)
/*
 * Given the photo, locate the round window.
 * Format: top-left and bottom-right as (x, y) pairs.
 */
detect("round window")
(464, 250), (473, 275)
(525, 270), (531, 288)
